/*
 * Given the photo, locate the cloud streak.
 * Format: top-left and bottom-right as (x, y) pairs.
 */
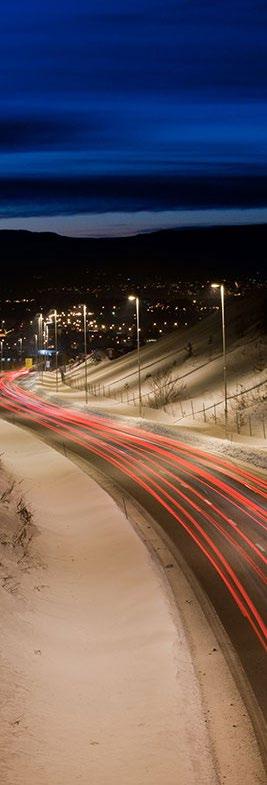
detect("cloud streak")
(0, 1), (267, 227)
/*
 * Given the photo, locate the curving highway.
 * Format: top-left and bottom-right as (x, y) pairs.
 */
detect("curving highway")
(0, 370), (266, 725)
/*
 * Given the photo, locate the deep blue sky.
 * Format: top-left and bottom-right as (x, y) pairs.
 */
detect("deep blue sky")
(1, 0), (267, 232)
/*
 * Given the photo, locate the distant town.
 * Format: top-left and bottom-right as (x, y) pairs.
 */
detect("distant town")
(0, 272), (266, 367)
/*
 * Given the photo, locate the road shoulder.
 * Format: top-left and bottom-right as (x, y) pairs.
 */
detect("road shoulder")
(0, 417), (221, 785)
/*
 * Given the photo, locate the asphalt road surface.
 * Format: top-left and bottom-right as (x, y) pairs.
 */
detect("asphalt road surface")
(0, 371), (266, 728)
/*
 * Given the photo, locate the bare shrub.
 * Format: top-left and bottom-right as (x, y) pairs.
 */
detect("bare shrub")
(148, 367), (186, 409)
(230, 382), (267, 428)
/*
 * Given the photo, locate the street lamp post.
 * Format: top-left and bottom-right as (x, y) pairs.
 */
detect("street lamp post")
(128, 295), (142, 417)
(211, 283), (227, 437)
(44, 321), (48, 352)
(0, 340), (3, 372)
(83, 304), (88, 404)
(34, 333), (38, 367)
(54, 309), (58, 392)
(18, 337), (22, 364)
(38, 314), (43, 382)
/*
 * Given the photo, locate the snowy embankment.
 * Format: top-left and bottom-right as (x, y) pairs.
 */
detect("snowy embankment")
(0, 419), (215, 784)
(0, 418), (265, 784)
(40, 293), (267, 443)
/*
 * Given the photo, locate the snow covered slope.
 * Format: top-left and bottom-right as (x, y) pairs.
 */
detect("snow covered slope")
(41, 294), (267, 439)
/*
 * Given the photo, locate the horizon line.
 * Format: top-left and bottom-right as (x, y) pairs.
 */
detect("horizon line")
(0, 205), (267, 238)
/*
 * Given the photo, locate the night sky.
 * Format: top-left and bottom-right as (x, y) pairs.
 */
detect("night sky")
(1, 1), (267, 234)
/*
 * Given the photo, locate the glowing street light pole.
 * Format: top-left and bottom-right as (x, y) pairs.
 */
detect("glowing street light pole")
(34, 333), (38, 367)
(18, 337), (22, 364)
(83, 304), (88, 404)
(54, 309), (58, 393)
(38, 314), (43, 382)
(128, 295), (142, 417)
(44, 321), (48, 352)
(0, 340), (4, 372)
(211, 283), (227, 437)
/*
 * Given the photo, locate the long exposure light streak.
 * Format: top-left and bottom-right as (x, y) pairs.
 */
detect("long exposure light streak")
(0, 370), (266, 659)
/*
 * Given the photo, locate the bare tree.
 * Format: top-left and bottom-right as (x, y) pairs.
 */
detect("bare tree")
(148, 367), (186, 410)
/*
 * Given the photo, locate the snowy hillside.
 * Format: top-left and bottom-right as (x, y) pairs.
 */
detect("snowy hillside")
(40, 294), (267, 440)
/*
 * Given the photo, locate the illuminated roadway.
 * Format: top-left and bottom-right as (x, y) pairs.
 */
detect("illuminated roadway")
(0, 370), (266, 733)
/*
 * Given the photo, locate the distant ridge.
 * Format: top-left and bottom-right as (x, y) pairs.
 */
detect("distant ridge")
(1, 224), (266, 291)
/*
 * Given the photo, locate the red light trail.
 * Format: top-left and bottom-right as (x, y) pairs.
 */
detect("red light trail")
(0, 370), (266, 705)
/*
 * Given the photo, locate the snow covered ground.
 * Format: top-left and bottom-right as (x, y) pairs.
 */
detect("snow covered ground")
(0, 418), (265, 784)
(38, 298), (267, 445)
(37, 294), (267, 448)
(0, 419), (214, 784)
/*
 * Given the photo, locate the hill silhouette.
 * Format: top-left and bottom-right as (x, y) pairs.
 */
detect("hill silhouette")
(1, 223), (266, 294)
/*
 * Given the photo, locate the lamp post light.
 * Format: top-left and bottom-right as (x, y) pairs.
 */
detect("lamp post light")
(34, 333), (38, 368)
(53, 309), (58, 393)
(18, 337), (23, 364)
(211, 283), (227, 437)
(128, 295), (142, 417)
(0, 339), (4, 372)
(44, 321), (49, 351)
(38, 314), (43, 382)
(83, 304), (88, 404)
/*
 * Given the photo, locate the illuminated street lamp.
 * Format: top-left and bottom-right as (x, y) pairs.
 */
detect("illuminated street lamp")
(0, 339), (4, 372)
(82, 304), (88, 404)
(53, 309), (58, 393)
(46, 310), (59, 391)
(38, 314), (43, 382)
(44, 321), (49, 351)
(211, 283), (227, 436)
(18, 337), (23, 363)
(34, 333), (38, 367)
(128, 295), (142, 417)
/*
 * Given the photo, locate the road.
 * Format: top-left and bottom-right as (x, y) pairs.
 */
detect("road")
(0, 370), (266, 726)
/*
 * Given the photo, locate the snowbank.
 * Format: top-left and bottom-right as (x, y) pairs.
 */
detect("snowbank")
(0, 418), (217, 785)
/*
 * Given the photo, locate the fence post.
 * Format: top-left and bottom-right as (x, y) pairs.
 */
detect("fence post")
(248, 415), (252, 437)
(203, 403), (206, 423)
(262, 415), (266, 440)
(191, 400), (195, 420)
(236, 412), (240, 434)
(214, 403), (217, 424)
(179, 401), (184, 417)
